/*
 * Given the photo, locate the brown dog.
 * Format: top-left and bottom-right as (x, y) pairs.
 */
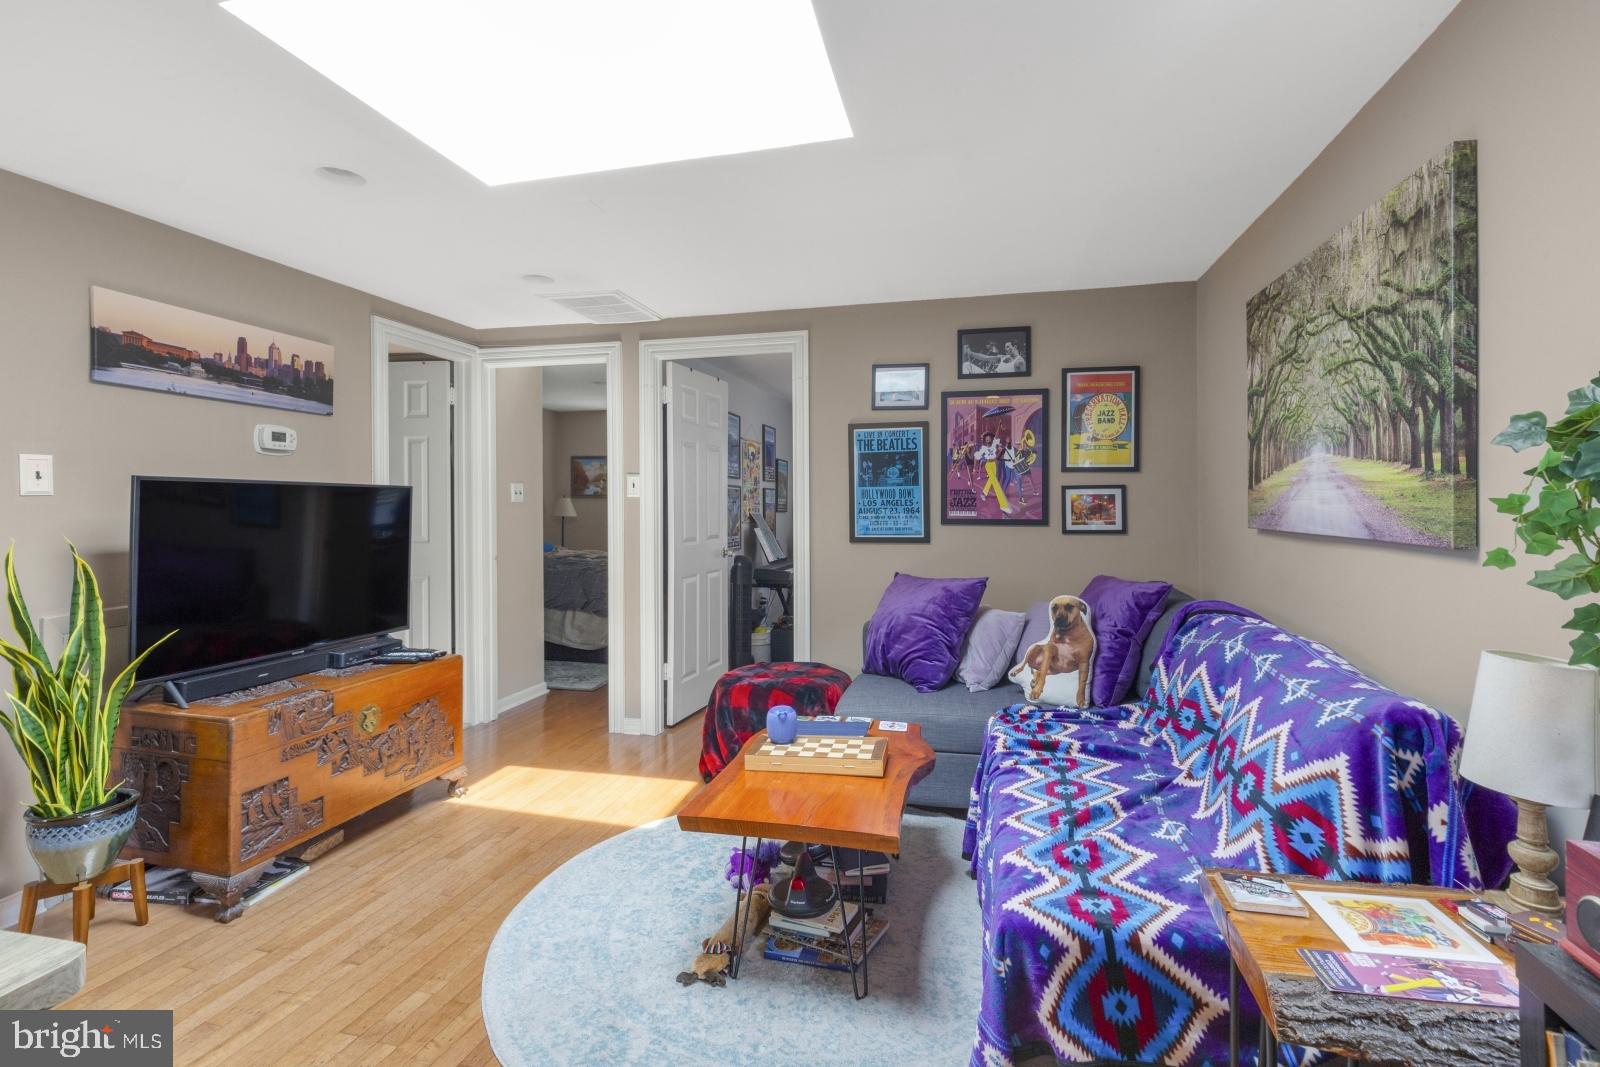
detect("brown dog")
(1009, 595), (1097, 707)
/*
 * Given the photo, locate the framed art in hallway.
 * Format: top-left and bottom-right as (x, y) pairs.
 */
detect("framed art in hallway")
(957, 326), (1030, 379)
(571, 456), (606, 497)
(1062, 485), (1126, 534)
(762, 424), (777, 482)
(1246, 141), (1478, 550)
(1063, 366), (1139, 471)
(848, 421), (929, 543)
(763, 487), (777, 532)
(727, 412), (741, 479)
(940, 389), (1048, 526)
(775, 459), (788, 512)
(727, 486), (741, 550)
(871, 362), (929, 409)
(90, 286), (334, 415)
(741, 438), (760, 520)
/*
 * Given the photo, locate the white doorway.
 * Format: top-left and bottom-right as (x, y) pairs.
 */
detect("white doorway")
(479, 343), (626, 732)
(664, 362), (730, 726)
(638, 331), (811, 736)
(387, 356), (454, 650)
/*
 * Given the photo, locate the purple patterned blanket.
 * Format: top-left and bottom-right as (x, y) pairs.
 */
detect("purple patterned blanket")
(963, 601), (1513, 1065)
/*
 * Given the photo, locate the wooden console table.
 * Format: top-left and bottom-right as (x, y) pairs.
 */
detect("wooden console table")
(113, 656), (466, 921)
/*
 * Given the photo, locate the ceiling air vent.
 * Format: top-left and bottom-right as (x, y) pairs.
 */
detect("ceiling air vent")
(544, 290), (661, 324)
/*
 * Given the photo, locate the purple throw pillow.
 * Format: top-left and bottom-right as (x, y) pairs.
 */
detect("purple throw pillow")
(1080, 575), (1173, 706)
(957, 607), (1028, 692)
(864, 573), (988, 693)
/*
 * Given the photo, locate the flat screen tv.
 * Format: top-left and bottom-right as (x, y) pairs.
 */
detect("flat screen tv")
(130, 477), (412, 682)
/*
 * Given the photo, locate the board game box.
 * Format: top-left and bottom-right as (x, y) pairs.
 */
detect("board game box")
(744, 735), (887, 777)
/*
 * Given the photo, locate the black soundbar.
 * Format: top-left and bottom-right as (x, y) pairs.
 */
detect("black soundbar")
(157, 636), (404, 707)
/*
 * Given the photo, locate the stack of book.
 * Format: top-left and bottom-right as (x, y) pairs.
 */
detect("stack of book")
(96, 857), (311, 912)
(1547, 1028), (1600, 1067)
(1216, 872), (1306, 916)
(1438, 897), (1565, 947)
(765, 903), (888, 972)
(814, 848), (891, 904)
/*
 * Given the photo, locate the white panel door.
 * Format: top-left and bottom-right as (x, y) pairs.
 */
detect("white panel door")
(665, 363), (729, 726)
(388, 359), (454, 650)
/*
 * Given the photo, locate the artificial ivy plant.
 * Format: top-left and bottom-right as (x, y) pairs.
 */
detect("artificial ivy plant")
(1485, 374), (1600, 666)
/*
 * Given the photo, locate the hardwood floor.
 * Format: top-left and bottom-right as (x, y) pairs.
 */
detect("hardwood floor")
(41, 688), (705, 1066)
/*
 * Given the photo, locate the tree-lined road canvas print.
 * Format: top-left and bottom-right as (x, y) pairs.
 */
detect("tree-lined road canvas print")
(1246, 141), (1477, 549)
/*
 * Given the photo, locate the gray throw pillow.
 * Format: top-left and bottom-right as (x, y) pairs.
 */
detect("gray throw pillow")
(956, 607), (1028, 692)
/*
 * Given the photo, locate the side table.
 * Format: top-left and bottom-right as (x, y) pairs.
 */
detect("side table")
(1201, 868), (1519, 1067)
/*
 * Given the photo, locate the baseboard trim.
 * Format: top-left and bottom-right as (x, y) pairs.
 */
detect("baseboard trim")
(496, 682), (549, 715)
(1, 885), (63, 931)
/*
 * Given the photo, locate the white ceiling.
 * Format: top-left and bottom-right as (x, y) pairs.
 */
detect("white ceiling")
(540, 364), (609, 412)
(0, 1), (1458, 330)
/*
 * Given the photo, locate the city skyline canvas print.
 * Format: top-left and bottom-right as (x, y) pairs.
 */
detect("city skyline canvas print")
(91, 287), (334, 416)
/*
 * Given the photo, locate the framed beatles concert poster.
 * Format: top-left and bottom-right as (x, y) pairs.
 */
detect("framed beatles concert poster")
(1063, 366), (1139, 471)
(941, 390), (1048, 525)
(849, 421), (929, 543)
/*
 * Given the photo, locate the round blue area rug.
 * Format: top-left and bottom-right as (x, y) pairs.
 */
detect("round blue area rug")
(482, 812), (981, 1065)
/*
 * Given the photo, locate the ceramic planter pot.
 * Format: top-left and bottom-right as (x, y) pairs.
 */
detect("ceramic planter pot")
(22, 788), (139, 885)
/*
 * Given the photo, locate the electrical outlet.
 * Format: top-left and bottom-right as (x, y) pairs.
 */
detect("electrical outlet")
(509, 482), (526, 503)
(19, 454), (53, 496)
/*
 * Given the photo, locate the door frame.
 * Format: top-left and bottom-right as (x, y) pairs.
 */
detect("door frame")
(370, 317), (483, 722)
(638, 331), (811, 736)
(478, 342), (627, 733)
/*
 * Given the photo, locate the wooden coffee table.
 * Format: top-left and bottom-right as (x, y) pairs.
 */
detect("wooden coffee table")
(676, 722), (935, 997)
(1200, 868), (1518, 1067)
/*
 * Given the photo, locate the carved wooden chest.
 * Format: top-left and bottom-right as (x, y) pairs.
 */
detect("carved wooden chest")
(111, 656), (465, 921)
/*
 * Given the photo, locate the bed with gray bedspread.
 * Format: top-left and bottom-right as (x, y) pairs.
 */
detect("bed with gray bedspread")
(545, 548), (608, 650)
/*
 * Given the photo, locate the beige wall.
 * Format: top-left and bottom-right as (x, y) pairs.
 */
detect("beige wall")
(495, 368), (545, 701)
(0, 168), (472, 902)
(545, 410), (608, 551)
(1194, 0), (1599, 722)
(481, 281), (1199, 683)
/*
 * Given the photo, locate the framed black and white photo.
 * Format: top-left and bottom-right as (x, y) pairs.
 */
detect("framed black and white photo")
(727, 412), (741, 480)
(1062, 485), (1127, 534)
(957, 326), (1031, 379)
(762, 424), (777, 482)
(849, 421), (929, 543)
(871, 362), (929, 410)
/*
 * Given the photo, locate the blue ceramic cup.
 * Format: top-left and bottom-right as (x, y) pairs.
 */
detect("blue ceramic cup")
(767, 704), (798, 745)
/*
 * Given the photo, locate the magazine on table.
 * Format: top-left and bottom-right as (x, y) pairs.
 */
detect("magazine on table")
(764, 916), (890, 972)
(1217, 873), (1306, 916)
(1300, 949), (1518, 1009)
(1299, 890), (1498, 963)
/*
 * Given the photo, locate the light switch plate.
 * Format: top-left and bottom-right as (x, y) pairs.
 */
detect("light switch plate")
(19, 453), (53, 496)
(626, 473), (641, 497)
(509, 482), (526, 503)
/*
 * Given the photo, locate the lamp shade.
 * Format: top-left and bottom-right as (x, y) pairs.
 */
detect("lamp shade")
(1460, 649), (1597, 808)
(554, 496), (578, 519)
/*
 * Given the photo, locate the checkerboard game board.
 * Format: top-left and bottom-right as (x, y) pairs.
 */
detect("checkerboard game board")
(744, 734), (888, 778)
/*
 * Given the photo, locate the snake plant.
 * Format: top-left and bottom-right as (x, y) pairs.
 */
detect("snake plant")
(0, 545), (169, 818)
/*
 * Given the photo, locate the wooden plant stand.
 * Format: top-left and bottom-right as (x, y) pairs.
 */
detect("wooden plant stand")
(18, 857), (149, 945)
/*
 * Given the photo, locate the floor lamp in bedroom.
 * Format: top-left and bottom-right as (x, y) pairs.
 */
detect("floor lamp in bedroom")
(555, 496), (577, 547)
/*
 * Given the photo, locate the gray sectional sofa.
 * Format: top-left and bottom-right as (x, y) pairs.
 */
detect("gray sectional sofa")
(833, 589), (1193, 809)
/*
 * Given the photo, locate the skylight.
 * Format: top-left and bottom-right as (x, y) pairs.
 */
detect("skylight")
(220, 0), (853, 186)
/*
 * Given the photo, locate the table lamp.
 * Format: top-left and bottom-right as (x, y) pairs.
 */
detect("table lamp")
(554, 496), (577, 547)
(1460, 649), (1598, 914)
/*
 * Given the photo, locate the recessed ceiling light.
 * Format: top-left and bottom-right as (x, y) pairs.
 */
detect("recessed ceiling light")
(521, 273), (556, 286)
(221, 0), (852, 186)
(314, 165), (367, 186)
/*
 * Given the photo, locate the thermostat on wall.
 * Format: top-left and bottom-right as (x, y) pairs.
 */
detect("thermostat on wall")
(254, 424), (298, 455)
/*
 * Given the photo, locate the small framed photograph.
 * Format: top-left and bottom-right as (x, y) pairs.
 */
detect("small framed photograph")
(1062, 485), (1126, 534)
(849, 421), (930, 543)
(762, 424), (777, 482)
(571, 455), (607, 497)
(727, 412), (741, 480)
(1063, 365), (1140, 471)
(775, 459), (789, 512)
(871, 362), (929, 410)
(957, 326), (1031, 379)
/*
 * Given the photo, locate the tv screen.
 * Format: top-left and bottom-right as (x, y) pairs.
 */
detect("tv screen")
(131, 477), (412, 681)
